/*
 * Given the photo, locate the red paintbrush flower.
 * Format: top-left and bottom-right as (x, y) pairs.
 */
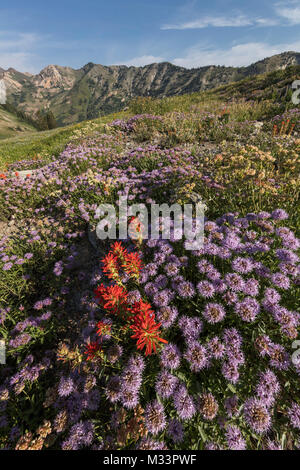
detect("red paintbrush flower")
(94, 283), (128, 315)
(130, 302), (167, 356)
(101, 242), (143, 282)
(111, 241), (126, 258)
(102, 252), (120, 281)
(128, 299), (154, 321)
(84, 341), (103, 361)
(96, 320), (111, 337)
(123, 251), (143, 278)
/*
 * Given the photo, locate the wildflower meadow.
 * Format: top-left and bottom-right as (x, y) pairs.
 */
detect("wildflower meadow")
(0, 95), (299, 451)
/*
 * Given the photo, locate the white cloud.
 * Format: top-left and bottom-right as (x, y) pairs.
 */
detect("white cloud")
(0, 32), (38, 51)
(115, 55), (166, 67)
(0, 52), (36, 72)
(255, 18), (279, 27)
(275, 5), (300, 25)
(161, 15), (277, 30)
(0, 32), (40, 72)
(171, 41), (300, 68)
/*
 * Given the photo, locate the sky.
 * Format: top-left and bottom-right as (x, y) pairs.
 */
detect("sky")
(1, 0), (300, 73)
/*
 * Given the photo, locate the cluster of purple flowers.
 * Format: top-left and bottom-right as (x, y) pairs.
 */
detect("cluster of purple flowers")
(105, 355), (144, 411)
(61, 421), (94, 450)
(110, 114), (163, 133)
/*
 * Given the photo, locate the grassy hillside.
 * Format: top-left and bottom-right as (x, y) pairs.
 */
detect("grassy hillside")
(128, 64), (300, 116)
(0, 106), (36, 140)
(0, 110), (130, 169)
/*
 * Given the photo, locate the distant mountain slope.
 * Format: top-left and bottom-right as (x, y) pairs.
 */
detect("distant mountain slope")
(0, 105), (36, 139)
(1, 51), (300, 126)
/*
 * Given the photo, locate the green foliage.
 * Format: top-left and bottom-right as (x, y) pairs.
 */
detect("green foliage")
(35, 110), (58, 131)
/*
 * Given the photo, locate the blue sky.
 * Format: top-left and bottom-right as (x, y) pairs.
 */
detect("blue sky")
(1, 0), (300, 73)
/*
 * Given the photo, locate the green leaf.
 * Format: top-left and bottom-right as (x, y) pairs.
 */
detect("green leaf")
(198, 426), (207, 442)
(227, 383), (237, 393)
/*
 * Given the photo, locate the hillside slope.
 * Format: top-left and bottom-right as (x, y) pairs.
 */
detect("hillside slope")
(1, 60), (300, 166)
(0, 105), (36, 139)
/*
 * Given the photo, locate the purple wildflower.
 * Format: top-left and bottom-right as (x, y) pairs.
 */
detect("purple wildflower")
(145, 400), (166, 435)
(244, 398), (271, 434)
(225, 273), (245, 292)
(269, 344), (290, 370)
(255, 369), (280, 407)
(58, 376), (74, 397)
(197, 281), (215, 298)
(156, 305), (178, 328)
(3, 262), (13, 271)
(167, 419), (184, 443)
(160, 343), (181, 370)
(104, 376), (121, 403)
(203, 302), (226, 323)
(271, 209), (288, 220)
(136, 437), (168, 450)
(224, 396), (239, 417)
(144, 282), (159, 298)
(155, 370), (178, 399)
(127, 354), (145, 373)
(232, 257), (254, 274)
(33, 300), (44, 310)
(178, 315), (203, 341)
(120, 389), (139, 409)
(287, 402), (300, 429)
(197, 393), (219, 420)
(176, 281), (195, 298)
(120, 366), (142, 393)
(207, 336), (225, 359)
(173, 385), (196, 420)
(235, 297), (260, 322)
(144, 263), (158, 277)
(164, 263), (179, 277)
(243, 278), (259, 296)
(222, 361), (240, 384)
(197, 259), (214, 274)
(271, 272), (290, 290)
(152, 289), (174, 308)
(225, 425), (246, 450)
(153, 274), (168, 290)
(184, 341), (208, 372)
(127, 289), (142, 304)
(107, 344), (123, 364)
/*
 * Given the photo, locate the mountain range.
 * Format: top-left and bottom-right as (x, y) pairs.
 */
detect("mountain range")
(1, 51), (300, 126)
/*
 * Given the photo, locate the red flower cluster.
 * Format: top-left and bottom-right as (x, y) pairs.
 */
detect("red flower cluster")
(129, 300), (168, 356)
(101, 241), (143, 282)
(94, 242), (167, 356)
(102, 252), (120, 282)
(84, 341), (103, 361)
(96, 321), (111, 337)
(123, 252), (143, 278)
(94, 284), (128, 315)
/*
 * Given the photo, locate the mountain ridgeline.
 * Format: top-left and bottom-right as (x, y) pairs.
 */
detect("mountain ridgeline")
(1, 51), (300, 126)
